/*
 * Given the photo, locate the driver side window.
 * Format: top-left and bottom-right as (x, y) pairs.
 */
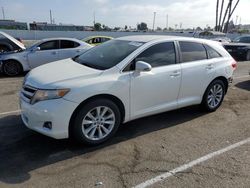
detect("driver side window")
(123, 42), (176, 71)
(39, 40), (59, 51)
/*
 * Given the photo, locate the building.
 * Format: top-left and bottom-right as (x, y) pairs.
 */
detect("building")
(29, 22), (86, 31)
(0, 19), (28, 30)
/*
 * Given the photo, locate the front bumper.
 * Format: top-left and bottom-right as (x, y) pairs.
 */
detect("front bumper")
(20, 97), (78, 139)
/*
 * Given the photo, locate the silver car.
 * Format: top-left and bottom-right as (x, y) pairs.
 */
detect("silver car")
(0, 36), (92, 76)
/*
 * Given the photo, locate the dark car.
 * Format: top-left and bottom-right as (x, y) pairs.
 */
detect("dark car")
(232, 35), (250, 43)
(223, 36), (250, 61)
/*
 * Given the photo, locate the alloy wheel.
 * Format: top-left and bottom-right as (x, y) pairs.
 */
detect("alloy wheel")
(81, 106), (115, 141)
(207, 83), (223, 109)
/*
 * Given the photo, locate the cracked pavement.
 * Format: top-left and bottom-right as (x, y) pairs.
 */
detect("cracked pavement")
(0, 61), (250, 188)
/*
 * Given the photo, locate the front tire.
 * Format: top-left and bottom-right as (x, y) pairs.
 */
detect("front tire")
(201, 80), (225, 112)
(3, 60), (22, 76)
(72, 99), (121, 145)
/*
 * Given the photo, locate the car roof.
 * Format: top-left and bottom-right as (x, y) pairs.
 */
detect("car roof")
(116, 35), (216, 44)
(39, 37), (82, 42)
(82, 36), (113, 40)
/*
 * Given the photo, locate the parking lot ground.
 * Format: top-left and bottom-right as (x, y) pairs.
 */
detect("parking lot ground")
(0, 62), (250, 188)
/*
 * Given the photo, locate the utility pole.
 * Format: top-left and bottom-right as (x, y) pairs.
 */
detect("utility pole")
(50, 9), (53, 24)
(166, 14), (168, 30)
(152, 12), (156, 31)
(1, 7), (5, 20)
(235, 15), (238, 25)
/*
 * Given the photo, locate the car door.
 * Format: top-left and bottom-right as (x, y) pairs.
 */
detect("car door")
(128, 42), (181, 119)
(28, 40), (59, 69)
(177, 41), (216, 108)
(58, 40), (83, 60)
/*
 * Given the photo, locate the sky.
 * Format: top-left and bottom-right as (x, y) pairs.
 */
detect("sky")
(0, 0), (250, 29)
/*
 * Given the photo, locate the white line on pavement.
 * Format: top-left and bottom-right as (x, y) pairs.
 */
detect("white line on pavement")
(133, 137), (250, 188)
(0, 110), (21, 116)
(234, 75), (250, 80)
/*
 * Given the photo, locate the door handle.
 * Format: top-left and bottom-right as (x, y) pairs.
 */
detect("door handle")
(52, 51), (58, 55)
(170, 71), (181, 77)
(206, 64), (214, 70)
(76, 49), (82, 53)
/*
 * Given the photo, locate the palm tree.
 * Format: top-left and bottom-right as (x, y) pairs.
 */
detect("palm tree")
(216, 0), (219, 31)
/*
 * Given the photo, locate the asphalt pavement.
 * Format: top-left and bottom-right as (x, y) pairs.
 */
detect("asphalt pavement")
(0, 62), (249, 188)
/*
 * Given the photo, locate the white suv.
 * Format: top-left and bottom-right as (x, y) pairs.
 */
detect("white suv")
(20, 35), (236, 145)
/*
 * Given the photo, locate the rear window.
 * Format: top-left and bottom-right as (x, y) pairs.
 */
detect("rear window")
(204, 45), (222, 59)
(60, 40), (79, 48)
(179, 41), (207, 62)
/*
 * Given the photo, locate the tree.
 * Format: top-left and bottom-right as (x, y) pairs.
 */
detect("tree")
(94, 23), (102, 31)
(137, 22), (148, 31)
(156, 27), (162, 31)
(125, 25), (128, 30)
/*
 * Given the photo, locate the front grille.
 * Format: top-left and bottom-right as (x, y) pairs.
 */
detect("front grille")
(21, 85), (37, 103)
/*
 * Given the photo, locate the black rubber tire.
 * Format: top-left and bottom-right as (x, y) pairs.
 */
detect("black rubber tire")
(246, 50), (250, 61)
(201, 79), (225, 112)
(72, 99), (121, 145)
(3, 60), (22, 76)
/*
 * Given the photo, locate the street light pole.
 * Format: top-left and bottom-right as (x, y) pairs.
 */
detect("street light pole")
(166, 14), (168, 30)
(2, 7), (5, 20)
(153, 12), (156, 31)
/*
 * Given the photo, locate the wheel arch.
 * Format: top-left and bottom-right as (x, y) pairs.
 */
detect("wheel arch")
(2, 59), (24, 72)
(203, 76), (229, 99)
(68, 94), (126, 138)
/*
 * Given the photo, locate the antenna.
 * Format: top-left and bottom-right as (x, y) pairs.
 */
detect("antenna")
(93, 11), (96, 25)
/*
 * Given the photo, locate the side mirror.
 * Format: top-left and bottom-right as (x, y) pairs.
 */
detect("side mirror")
(32, 46), (40, 52)
(135, 61), (152, 72)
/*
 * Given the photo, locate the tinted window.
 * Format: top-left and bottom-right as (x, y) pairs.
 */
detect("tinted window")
(74, 40), (144, 70)
(101, 38), (111, 42)
(39, 40), (59, 50)
(240, 37), (250, 43)
(135, 42), (176, 67)
(92, 38), (101, 44)
(204, 45), (221, 59)
(60, 40), (79, 49)
(179, 41), (207, 62)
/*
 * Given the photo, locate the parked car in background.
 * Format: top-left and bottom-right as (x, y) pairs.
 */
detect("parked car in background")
(0, 31), (25, 53)
(232, 35), (250, 43)
(223, 40), (250, 61)
(20, 35), (236, 145)
(0, 38), (92, 76)
(82, 36), (113, 46)
(195, 31), (231, 42)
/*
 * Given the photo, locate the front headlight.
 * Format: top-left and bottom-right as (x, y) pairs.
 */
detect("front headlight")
(31, 89), (70, 104)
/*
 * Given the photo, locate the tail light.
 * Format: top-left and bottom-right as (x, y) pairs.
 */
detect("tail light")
(231, 60), (237, 69)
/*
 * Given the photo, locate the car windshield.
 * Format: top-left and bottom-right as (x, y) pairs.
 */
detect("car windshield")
(232, 37), (241, 42)
(74, 39), (144, 70)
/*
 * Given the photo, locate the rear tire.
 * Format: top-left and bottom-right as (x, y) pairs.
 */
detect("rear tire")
(201, 80), (225, 112)
(3, 60), (22, 76)
(72, 99), (121, 145)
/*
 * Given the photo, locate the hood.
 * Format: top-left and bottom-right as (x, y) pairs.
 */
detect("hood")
(0, 31), (26, 50)
(25, 58), (103, 88)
